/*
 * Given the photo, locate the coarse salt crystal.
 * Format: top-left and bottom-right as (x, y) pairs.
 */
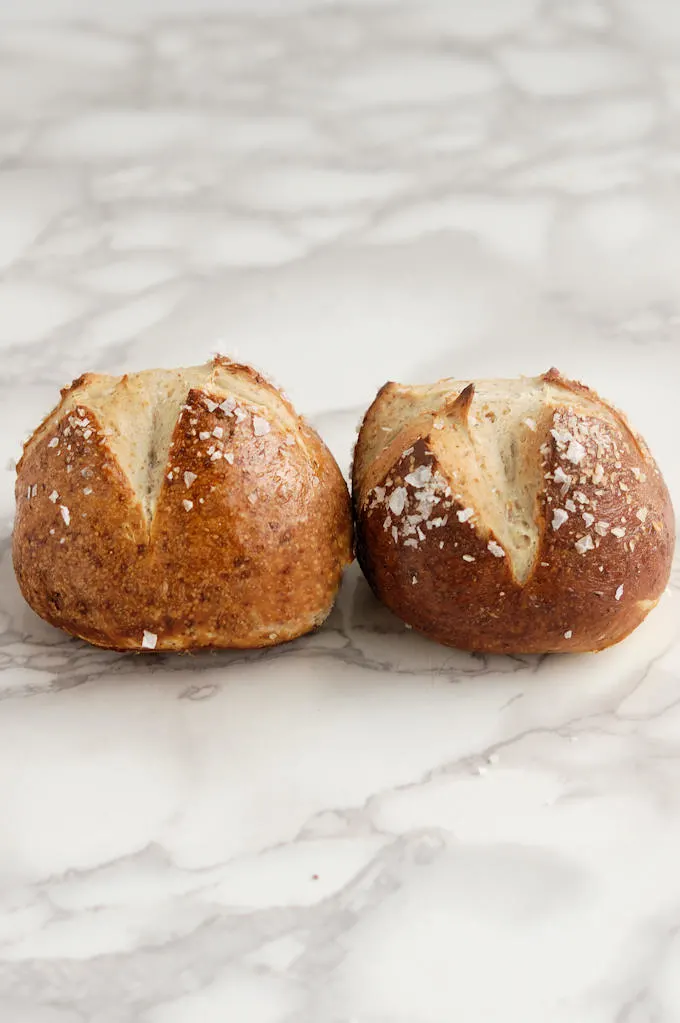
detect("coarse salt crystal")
(212, 426), (223, 438)
(210, 450), (222, 461)
(615, 584), (624, 601)
(551, 427), (572, 446)
(523, 418), (536, 431)
(234, 408), (247, 422)
(182, 499), (193, 511)
(487, 540), (505, 558)
(204, 399), (219, 412)
(48, 437), (59, 448)
(611, 526), (626, 538)
(248, 492), (257, 504)
(83, 429), (92, 440)
(636, 507), (648, 523)
(184, 471), (197, 488)
(405, 465), (432, 487)
(142, 630), (157, 649)
(462, 554), (475, 562)
(224, 452), (234, 464)
(583, 512), (595, 528)
(565, 439), (586, 465)
(389, 487), (407, 516)
(592, 464), (604, 484)
(412, 575), (418, 585)
(60, 505), (70, 525)
(457, 508), (474, 523)
(253, 416), (270, 436)
(83, 487), (93, 495)
(199, 431), (210, 441)
(48, 490), (58, 503)
(554, 466), (571, 486)
(564, 630), (573, 639)
(575, 534), (594, 554)
(565, 499), (577, 513)
(220, 397), (236, 414)
(595, 521), (610, 536)
(552, 509), (569, 531)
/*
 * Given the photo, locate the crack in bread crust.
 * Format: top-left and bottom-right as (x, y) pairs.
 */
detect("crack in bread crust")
(355, 370), (654, 585)
(21, 358), (311, 527)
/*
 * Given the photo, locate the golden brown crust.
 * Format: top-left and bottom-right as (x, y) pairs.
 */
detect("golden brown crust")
(353, 372), (675, 654)
(13, 360), (353, 651)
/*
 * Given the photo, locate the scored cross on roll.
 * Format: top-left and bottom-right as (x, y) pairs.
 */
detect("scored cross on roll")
(352, 369), (674, 654)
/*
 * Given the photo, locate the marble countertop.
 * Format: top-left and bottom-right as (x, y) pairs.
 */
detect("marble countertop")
(1, 0), (680, 1020)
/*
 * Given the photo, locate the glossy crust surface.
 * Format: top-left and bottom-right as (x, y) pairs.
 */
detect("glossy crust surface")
(14, 357), (353, 651)
(353, 370), (674, 654)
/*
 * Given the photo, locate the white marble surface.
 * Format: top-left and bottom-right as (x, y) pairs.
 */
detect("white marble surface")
(1, 0), (680, 1019)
